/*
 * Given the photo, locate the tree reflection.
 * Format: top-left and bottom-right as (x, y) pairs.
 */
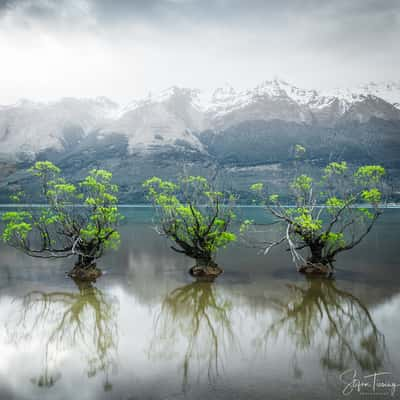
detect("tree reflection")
(9, 280), (119, 391)
(150, 282), (235, 391)
(262, 278), (386, 373)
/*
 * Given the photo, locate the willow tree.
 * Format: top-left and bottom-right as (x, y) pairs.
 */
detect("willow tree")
(248, 160), (385, 276)
(143, 176), (236, 279)
(2, 161), (122, 280)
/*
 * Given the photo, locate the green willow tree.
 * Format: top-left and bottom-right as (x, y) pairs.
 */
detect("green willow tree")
(2, 161), (122, 280)
(143, 176), (236, 279)
(248, 160), (385, 275)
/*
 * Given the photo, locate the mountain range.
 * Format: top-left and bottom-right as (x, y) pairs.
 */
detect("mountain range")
(0, 79), (399, 203)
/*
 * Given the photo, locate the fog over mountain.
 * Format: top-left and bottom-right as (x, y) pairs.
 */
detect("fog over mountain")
(0, 0), (399, 202)
(0, 78), (399, 203)
(1, 79), (400, 155)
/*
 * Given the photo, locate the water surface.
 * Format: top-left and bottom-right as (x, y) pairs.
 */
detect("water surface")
(0, 208), (399, 400)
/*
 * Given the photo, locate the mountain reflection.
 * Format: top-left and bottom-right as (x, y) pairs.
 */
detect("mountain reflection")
(8, 280), (119, 391)
(262, 278), (386, 373)
(150, 282), (235, 391)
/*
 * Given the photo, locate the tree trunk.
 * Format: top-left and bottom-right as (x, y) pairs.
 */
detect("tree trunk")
(194, 256), (215, 267)
(308, 242), (325, 264)
(77, 254), (96, 268)
(299, 241), (333, 277)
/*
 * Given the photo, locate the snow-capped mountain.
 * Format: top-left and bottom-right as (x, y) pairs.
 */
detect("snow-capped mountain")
(0, 79), (400, 158)
(206, 80), (315, 128)
(205, 79), (400, 128)
(339, 81), (400, 109)
(99, 87), (206, 152)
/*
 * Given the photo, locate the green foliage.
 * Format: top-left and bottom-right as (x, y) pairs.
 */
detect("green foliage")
(239, 219), (253, 234)
(269, 194), (279, 203)
(2, 211), (32, 242)
(291, 175), (313, 197)
(324, 161), (348, 178)
(2, 161), (122, 263)
(321, 232), (345, 248)
(357, 208), (374, 219)
(355, 165), (385, 185)
(9, 191), (24, 203)
(29, 161), (61, 177)
(294, 144), (306, 158)
(78, 169), (121, 251)
(143, 176), (236, 261)
(361, 188), (382, 204)
(250, 183), (263, 192)
(249, 157), (386, 268)
(325, 196), (346, 214)
(293, 210), (322, 234)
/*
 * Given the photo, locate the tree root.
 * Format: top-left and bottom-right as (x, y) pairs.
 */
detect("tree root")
(189, 261), (223, 282)
(67, 263), (102, 282)
(298, 262), (333, 278)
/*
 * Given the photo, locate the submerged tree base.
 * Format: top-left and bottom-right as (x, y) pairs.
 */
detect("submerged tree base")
(189, 261), (223, 282)
(299, 262), (333, 278)
(67, 263), (102, 282)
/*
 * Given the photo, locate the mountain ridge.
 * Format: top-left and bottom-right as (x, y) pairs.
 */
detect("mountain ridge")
(1, 78), (400, 158)
(0, 78), (399, 203)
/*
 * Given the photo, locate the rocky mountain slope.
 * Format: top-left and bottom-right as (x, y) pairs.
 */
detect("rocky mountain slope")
(0, 79), (399, 202)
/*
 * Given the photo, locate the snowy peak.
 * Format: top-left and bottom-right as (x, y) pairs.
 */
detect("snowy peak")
(120, 86), (203, 115)
(205, 79), (319, 127)
(1, 78), (400, 157)
(100, 86), (206, 152)
(253, 79), (322, 106)
(144, 86), (202, 109)
(254, 79), (293, 98)
(208, 84), (237, 108)
(203, 79), (400, 127)
(357, 81), (400, 108)
(212, 85), (237, 100)
(320, 81), (400, 110)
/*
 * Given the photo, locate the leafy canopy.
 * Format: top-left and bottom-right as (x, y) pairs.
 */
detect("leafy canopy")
(2, 161), (122, 262)
(143, 176), (236, 260)
(249, 156), (386, 267)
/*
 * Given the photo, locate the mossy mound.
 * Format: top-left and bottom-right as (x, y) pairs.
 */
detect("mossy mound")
(299, 262), (333, 277)
(189, 264), (223, 281)
(67, 264), (102, 282)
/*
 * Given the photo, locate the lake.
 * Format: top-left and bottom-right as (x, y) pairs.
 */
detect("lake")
(0, 207), (399, 400)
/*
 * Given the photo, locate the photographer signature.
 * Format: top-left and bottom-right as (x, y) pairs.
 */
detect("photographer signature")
(340, 369), (400, 397)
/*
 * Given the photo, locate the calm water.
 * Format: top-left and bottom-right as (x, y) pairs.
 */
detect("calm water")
(0, 207), (399, 400)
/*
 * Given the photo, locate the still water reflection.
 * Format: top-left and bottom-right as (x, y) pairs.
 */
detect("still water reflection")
(150, 282), (235, 393)
(8, 280), (118, 391)
(0, 208), (399, 400)
(264, 279), (385, 373)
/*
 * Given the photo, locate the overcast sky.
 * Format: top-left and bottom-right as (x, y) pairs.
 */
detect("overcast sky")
(0, 0), (399, 104)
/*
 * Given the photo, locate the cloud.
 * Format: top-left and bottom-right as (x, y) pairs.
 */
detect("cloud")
(0, 0), (398, 104)
(2, 1), (399, 47)
(2, 0), (399, 28)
